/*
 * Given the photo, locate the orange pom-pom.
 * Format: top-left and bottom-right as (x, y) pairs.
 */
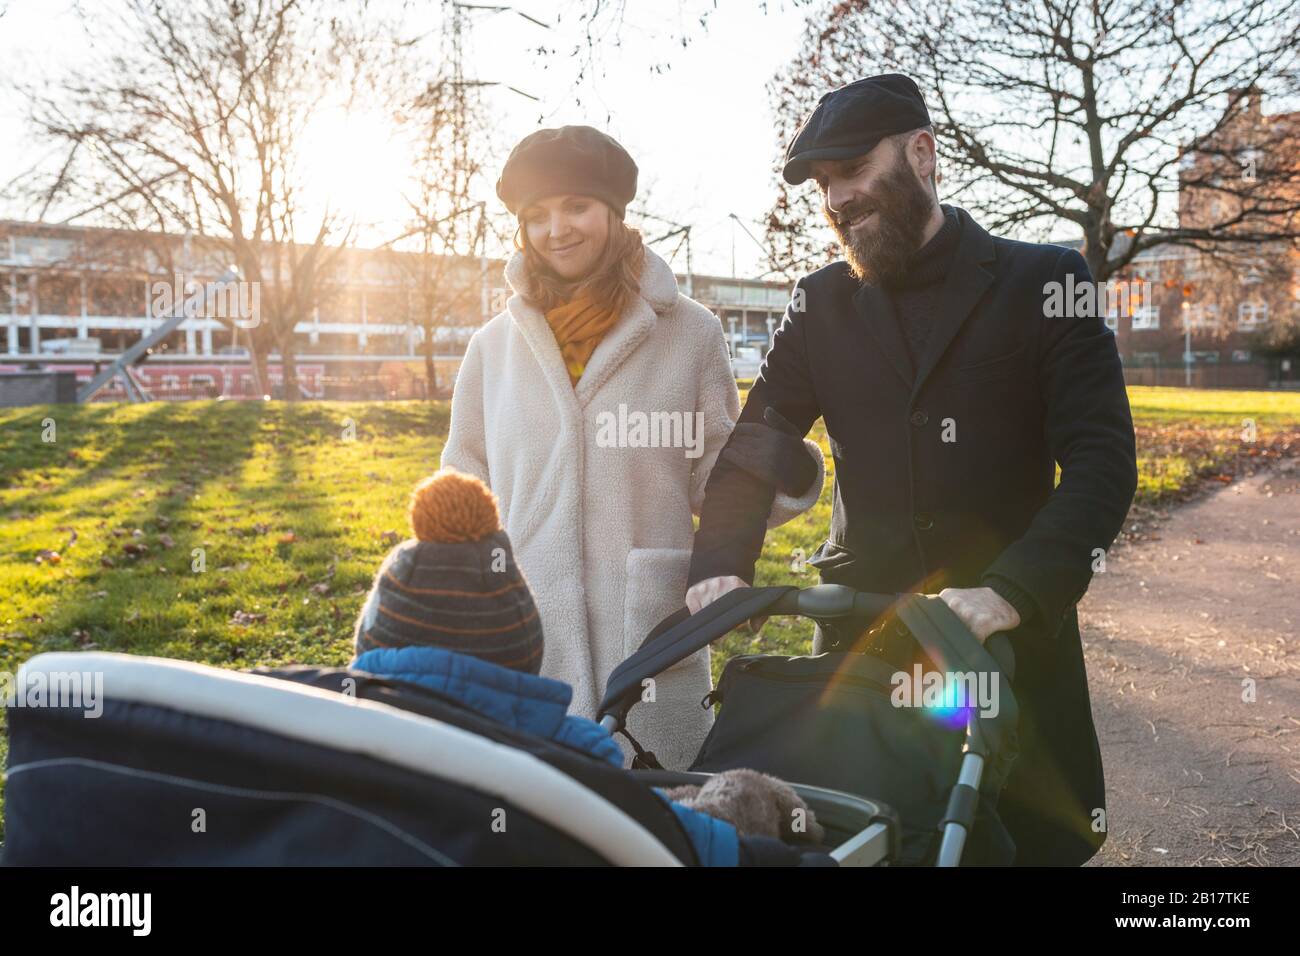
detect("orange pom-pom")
(409, 469), (501, 543)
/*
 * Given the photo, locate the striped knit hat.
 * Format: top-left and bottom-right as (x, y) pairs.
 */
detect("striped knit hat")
(353, 469), (543, 673)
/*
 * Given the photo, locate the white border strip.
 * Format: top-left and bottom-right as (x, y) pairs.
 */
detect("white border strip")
(15, 652), (682, 867)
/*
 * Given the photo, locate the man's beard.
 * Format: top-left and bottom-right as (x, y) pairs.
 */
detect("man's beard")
(824, 156), (937, 287)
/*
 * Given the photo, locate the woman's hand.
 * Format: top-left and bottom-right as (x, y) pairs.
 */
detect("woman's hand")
(685, 575), (767, 634)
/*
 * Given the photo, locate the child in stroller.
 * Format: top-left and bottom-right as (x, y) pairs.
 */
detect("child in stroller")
(348, 468), (826, 865)
(4, 470), (893, 867)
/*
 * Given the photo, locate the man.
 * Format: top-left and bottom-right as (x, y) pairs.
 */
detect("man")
(686, 74), (1138, 865)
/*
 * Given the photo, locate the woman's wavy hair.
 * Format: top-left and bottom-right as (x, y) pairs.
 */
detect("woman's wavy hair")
(516, 203), (645, 315)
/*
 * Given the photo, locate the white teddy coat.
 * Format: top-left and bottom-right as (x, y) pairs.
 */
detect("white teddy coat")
(441, 246), (824, 768)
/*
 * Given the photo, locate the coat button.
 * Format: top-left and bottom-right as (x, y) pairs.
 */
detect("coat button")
(913, 511), (935, 531)
(909, 410), (929, 427)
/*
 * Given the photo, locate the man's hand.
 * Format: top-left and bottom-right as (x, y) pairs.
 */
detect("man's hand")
(938, 587), (1021, 642)
(685, 575), (767, 634)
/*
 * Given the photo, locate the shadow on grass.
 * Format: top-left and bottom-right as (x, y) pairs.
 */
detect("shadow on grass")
(2, 401), (270, 667)
(0, 402), (239, 516)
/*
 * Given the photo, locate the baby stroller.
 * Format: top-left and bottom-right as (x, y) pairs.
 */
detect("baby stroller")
(1, 649), (892, 866)
(599, 585), (1021, 866)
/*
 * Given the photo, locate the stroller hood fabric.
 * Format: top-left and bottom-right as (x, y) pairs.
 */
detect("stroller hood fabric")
(3, 657), (702, 866)
(352, 644), (739, 866)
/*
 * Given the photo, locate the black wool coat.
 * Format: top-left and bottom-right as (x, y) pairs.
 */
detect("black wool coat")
(689, 206), (1138, 866)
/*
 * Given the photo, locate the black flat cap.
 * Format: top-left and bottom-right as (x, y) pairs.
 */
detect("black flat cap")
(497, 125), (638, 218)
(782, 73), (931, 185)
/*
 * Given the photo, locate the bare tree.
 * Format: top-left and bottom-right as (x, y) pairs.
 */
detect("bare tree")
(376, 5), (502, 401)
(17, 0), (379, 399)
(765, 0), (1300, 294)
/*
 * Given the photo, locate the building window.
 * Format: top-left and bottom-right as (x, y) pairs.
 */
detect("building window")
(1131, 260), (1161, 285)
(1130, 305), (1160, 330)
(1238, 300), (1268, 329)
(1182, 302), (1219, 329)
(1232, 350), (1252, 363)
(1191, 350), (1220, 364)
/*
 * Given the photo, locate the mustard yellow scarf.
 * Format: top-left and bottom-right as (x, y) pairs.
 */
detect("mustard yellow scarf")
(544, 294), (619, 385)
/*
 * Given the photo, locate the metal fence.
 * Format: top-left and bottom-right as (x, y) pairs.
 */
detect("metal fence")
(1121, 358), (1298, 390)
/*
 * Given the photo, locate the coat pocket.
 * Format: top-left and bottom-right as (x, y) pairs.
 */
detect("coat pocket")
(623, 547), (696, 665)
(941, 343), (1029, 387)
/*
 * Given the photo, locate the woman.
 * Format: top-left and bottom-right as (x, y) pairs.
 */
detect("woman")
(441, 125), (824, 769)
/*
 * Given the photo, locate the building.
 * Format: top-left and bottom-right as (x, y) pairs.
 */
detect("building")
(0, 219), (794, 399)
(1085, 87), (1300, 388)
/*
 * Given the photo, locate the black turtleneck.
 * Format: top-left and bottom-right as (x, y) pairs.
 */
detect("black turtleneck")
(883, 204), (962, 369)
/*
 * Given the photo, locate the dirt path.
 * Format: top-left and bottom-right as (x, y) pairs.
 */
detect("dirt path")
(1080, 459), (1300, 866)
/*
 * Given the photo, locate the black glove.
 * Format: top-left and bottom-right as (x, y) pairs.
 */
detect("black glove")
(719, 406), (818, 498)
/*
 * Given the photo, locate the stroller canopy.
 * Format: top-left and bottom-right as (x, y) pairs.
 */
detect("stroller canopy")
(2, 652), (700, 866)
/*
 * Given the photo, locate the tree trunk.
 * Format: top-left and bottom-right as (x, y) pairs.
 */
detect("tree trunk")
(251, 344), (271, 400)
(1082, 218), (1108, 283)
(422, 324), (439, 400)
(280, 337), (300, 402)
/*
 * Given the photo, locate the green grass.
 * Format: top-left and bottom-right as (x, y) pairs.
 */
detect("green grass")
(1, 386), (1297, 838)
(1127, 386), (1300, 426)
(0, 400), (448, 836)
(1126, 387), (1300, 503)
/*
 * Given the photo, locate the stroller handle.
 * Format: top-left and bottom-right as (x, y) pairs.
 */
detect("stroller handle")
(598, 585), (900, 733)
(599, 584), (1016, 735)
(769, 583), (898, 621)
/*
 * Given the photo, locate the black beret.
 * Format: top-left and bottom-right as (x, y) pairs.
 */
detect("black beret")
(782, 73), (931, 186)
(497, 125), (638, 218)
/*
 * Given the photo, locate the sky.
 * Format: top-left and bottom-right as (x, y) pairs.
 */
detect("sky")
(0, 0), (820, 278)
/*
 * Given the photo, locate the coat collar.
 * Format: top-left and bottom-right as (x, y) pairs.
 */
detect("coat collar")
(504, 245), (681, 405)
(852, 205), (996, 397)
(352, 644), (573, 739)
